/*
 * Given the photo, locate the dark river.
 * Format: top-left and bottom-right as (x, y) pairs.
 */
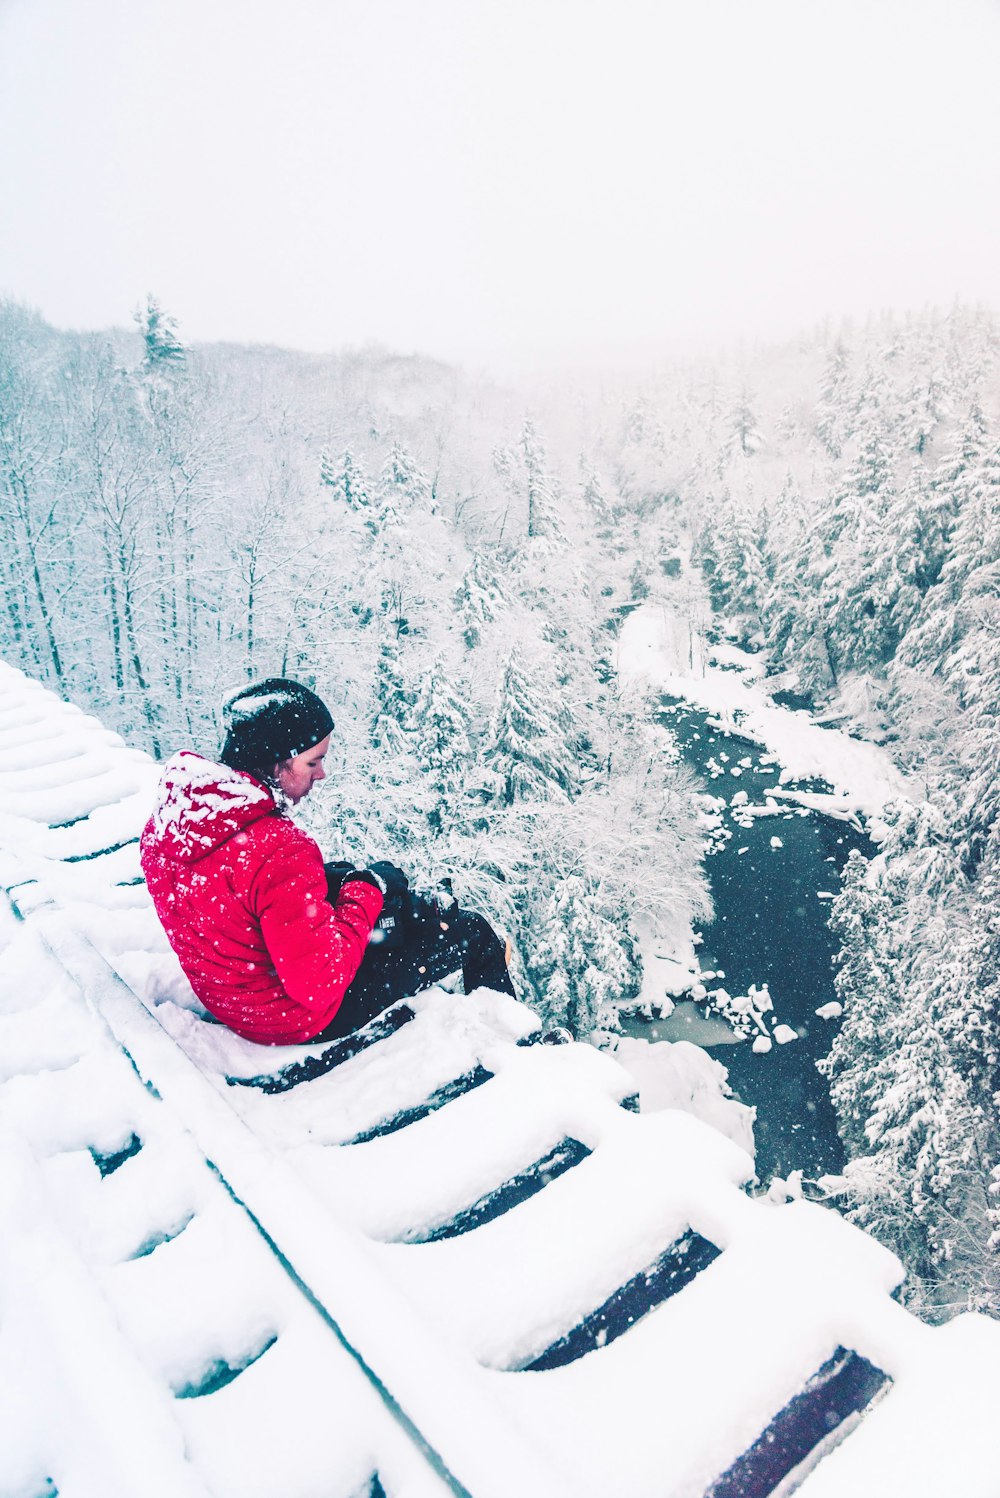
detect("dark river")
(623, 698), (872, 1185)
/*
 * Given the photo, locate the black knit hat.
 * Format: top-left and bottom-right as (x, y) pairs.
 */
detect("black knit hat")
(219, 678), (334, 774)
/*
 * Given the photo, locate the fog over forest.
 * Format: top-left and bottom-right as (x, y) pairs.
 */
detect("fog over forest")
(1, 295), (998, 1322)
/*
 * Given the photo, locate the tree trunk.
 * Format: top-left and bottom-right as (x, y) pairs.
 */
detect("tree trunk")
(100, 527), (125, 693)
(117, 537), (161, 756)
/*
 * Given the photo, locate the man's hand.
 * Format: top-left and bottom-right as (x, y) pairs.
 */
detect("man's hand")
(323, 860), (356, 902)
(368, 860), (409, 903)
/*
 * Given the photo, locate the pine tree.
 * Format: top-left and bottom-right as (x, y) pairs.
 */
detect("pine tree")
(731, 389), (765, 458)
(321, 447), (372, 518)
(408, 658), (474, 830)
(708, 494), (769, 631)
(821, 806), (1000, 1314)
(377, 441), (434, 515)
(804, 380), (901, 675)
(483, 648), (578, 805)
(494, 420), (567, 548)
(902, 368), (951, 457)
(526, 875), (639, 1036)
(899, 421), (999, 679)
(521, 419), (565, 544)
(455, 550), (508, 648)
(580, 465), (615, 536)
(879, 461), (945, 646)
(320, 440), (448, 652)
(370, 634), (413, 752)
(816, 340), (852, 459)
(135, 295), (185, 367)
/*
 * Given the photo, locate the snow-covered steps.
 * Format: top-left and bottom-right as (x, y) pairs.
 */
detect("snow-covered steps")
(0, 916), (462, 1498)
(2, 659), (1000, 1498)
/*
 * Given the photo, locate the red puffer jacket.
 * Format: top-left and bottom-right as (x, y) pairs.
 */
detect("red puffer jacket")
(139, 751), (383, 1044)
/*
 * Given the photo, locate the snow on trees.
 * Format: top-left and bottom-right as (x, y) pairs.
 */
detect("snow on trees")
(370, 635), (414, 753)
(815, 339), (852, 459)
(701, 494), (770, 633)
(455, 550), (509, 648)
(320, 447), (372, 520)
(649, 308), (1000, 1318)
(0, 308), (68, 689)
(408, 657), (474, 830)
(483, 647), (579, 807)
(822, 813), (999, 1315)
(526, 874), (639, 1035)
(730, 389), (765, 459)
(135, 294), (185, 367)
(366, 443), (453, 639)
(4, 298), (999, 1318)
(378, 440), (435, 516)
(493, 419), (566, 549)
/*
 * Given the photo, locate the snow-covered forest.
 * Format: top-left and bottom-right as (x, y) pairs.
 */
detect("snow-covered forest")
(1, 295), (998, 1322)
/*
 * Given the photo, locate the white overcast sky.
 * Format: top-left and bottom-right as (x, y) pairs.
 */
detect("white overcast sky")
(1, 0), (999, 367)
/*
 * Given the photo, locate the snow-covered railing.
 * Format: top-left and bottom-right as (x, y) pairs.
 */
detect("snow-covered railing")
(1, 661), (999, 1498)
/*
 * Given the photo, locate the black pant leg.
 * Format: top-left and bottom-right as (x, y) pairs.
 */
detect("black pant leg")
(317, 894), (514, 1038)
(399, 900), (515, 1000)
(451, 910), (516, 999)
(318, 895), (468, 1038)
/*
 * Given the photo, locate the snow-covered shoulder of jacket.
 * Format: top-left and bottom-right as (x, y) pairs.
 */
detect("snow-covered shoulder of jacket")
(147, 750), (276, 863)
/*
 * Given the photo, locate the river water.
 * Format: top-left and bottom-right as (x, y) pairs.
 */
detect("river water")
(622, 698), (872, 1184)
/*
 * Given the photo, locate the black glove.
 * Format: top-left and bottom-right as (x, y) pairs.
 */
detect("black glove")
(368, 860), (409, 905)
(364, 862), (409, 948)
(324, 861), (393, 901)
(323, 860), (357, 903)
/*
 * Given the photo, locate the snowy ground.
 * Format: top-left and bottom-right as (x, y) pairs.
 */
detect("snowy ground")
(3, 661), (999, 1498)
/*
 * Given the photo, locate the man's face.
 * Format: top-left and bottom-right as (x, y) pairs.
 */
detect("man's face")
(276, 734), (331, 804)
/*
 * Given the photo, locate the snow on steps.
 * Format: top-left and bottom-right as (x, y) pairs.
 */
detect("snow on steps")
(0, 661), (998, 1498)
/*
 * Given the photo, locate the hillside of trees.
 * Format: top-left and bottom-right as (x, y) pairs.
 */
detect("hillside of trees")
(0, 296), (709, 1044)
(661, 305), (1000, 1321)
(2, 295), (997, 1321)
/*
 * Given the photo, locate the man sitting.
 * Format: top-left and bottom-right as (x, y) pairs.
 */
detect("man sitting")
(140, 677), (515, 1045)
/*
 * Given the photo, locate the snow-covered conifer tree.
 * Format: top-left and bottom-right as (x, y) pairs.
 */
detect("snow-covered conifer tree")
(815, 340), (852, 459)
(320, 447), (372, 519)
(455, 550), (508, 648)
(821, 804), (1000, 1314)
(526, 874), (638, 1036)
(705, 495), (770, 633)
(408, 658), (474, 830)
(580, 465), (615, 537)
(483, 648), (578, 805)
(135, 294), (185, 367)
(493, 420), (566, 547)
(377, 441), (435, 516)
(731, 389), (765, 458)
(370, 634), (414, 752)
(363, 440), (458, 644)
(521, 419), (565, 544)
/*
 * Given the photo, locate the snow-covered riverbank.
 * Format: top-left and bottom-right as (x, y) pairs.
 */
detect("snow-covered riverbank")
(615, 599), (912, 1018)
(608, 601), (920, 1177)
(617, 604), (914, 842)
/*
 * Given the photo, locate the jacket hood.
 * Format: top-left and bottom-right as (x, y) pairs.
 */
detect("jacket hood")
(147, 751), (276, 863)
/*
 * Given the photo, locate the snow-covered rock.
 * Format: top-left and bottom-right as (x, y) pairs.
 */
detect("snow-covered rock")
(612, 1036), (755, 1158)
